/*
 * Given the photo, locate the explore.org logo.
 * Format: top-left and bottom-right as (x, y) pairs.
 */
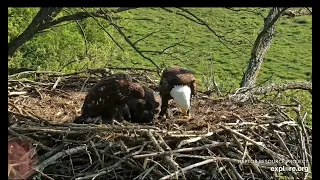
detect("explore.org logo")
(270, 166), (309, 172)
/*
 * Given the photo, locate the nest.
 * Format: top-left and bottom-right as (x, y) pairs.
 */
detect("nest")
(8, 69), (312, 180)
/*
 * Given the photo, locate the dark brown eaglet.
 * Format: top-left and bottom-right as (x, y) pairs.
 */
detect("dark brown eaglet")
(75, 73), (145, 124)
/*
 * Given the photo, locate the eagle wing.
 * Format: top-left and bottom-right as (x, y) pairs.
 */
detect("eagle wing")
(80, 74), (144, 119)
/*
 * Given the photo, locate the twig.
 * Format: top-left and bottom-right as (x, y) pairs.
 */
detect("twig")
(90, 141), (102, 166)
(34, 143), (103, 172)
(274, 131), (297, 165)
(8, 102), (23, 115)
(133, 141), (231, 159)
(147, 131), (182, 178)
(220, 125), (287, 160)
(8, 71), (63, 78)
(133, 29), (163, 45)
(51, 77), (62, 90)
(159, 158), (215, 180)
(8, 128), (52, 151)
(75, 153), (137, 180)
(104, 66), (158, 72)
(177, 131), (213, 148)
(80, 76), (90, 92)
(81, 8), (124, 52)
(33, 169), (55, 180)
(217, 149), (244, 180)
(230, 133), (261, 174)
(8, 91), (27, 96)
(99, 9), (161, 72)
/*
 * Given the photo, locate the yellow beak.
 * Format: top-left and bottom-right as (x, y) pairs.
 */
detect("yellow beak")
(181, 108), (188, 116)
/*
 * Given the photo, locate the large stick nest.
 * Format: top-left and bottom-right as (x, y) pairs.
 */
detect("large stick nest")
(8, 69), (312, 180)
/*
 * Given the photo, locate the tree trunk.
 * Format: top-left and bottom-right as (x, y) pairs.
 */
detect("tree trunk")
(8, 8), (63, 58)
(240, 7), (288, 88)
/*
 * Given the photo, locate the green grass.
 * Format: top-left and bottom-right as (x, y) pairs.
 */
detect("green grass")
(8, 7), (312, 124)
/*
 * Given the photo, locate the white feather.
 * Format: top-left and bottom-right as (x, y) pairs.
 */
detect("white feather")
(170, 85), (191, 111)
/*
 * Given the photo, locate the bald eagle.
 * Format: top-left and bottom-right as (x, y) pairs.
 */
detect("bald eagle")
(113, 85), (161, 123)
(159, 66), (197, 118)
(74, 73), (145, 124)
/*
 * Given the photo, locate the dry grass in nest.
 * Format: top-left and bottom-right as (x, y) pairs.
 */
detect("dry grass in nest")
(8, 71), (312, 180)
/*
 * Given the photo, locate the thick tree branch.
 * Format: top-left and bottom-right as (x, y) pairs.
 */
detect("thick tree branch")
(240, 7), (288, 88)
(37, 8), (138, 32)
(8, 8), (137, 58)
(8, 8), (63, 58)
(252, 81), (312, 95)
(230, 81), (311, 104)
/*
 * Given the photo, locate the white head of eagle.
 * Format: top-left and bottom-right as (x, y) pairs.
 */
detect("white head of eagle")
(170, 85), (191, 116)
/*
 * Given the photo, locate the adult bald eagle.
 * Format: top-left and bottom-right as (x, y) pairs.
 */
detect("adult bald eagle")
(159, 66), (197, 118)
(74, 73), (145, 124)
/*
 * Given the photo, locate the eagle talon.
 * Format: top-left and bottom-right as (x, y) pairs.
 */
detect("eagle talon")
(182, 115), (192, 119)
(159, 115), (167, 121)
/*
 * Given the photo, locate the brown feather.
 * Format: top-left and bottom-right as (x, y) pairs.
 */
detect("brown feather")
(159, 66), (197, 118)
(75, 73), (144, 124)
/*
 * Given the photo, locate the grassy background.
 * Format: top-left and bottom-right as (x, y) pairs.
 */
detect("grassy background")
(8, 7), (312, 125)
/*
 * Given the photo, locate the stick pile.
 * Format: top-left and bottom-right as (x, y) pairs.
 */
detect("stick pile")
(8, 70), (312, 180)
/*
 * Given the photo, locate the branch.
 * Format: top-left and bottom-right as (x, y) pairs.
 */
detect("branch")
(8, 8), (63, 57)
(251, 81), (312, 95)
(305, 7), (312, 14)
(225, 7), (266, 19)
(63, 9), (88, 55)
(34, 143), (102, 172)
(133, 29), (163, 45)
(104, 66), (158, 72)
(159, 158), (215, 180)
(133, 141), (231, 159)
(81, 8), (124, 52)
(163, 7), (241, 57)
(100, 9), (161, 72)
(37, 8), (138, 32)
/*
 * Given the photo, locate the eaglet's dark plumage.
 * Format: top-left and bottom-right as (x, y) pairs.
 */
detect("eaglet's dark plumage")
(74, 73), (161, 124)
(159, 66), (197, 118)
(119, 86), (161, 123)
(74, 73), (145, 124)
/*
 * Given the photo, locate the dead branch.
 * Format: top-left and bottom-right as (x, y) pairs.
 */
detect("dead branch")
(34, 143), (102, 172)
(252, 81), (312, 95)
(133, 141), (232, 159)
(147, 131), (182, 178)
(159, 158), (215, 180)
(8, 128), (52, 151)
(230, 81), (312, 104)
